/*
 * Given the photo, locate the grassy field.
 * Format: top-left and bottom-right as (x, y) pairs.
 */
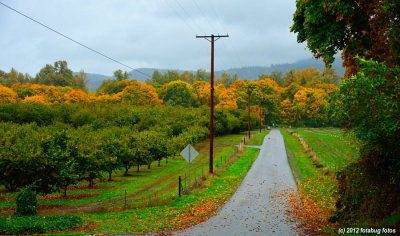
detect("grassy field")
(281, 130), (336, 200)
(290, 128), (360, 171)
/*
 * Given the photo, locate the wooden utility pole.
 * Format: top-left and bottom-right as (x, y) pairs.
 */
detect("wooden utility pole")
(248, 92), (251, 139)
(259, 101), (262, 133)
(196, 34), (229, 174)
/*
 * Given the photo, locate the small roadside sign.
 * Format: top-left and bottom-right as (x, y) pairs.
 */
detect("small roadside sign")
(180, 144), (199, 163)
(180, 144), (199, 192)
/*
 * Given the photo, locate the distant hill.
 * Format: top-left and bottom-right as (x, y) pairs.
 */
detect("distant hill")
(81, 57), (345, 91)
(219, 57), (345, 80)
(73, 72), (111, 92)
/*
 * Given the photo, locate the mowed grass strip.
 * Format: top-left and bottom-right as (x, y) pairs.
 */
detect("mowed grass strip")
(72, 147), (260, 235)
(292, 128), (360, 171)
(281, 129), (338, 233)
(281, 130), (337, 206)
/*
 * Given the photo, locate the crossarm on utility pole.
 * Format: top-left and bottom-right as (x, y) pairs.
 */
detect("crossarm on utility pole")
(196, 34), (229, 174)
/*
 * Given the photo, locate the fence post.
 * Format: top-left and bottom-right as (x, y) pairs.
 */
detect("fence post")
(179, 176), (182, 197)
(124, 189), (127, 209)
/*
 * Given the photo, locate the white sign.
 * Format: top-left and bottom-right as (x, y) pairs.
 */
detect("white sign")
(180, 144), (199, 163)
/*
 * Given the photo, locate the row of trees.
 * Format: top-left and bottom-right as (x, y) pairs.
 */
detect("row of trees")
(0, 122), (207, 197)
(0, 61), (89, 92)
(1, 67), (339, 127)
(0, 104), (255, 197)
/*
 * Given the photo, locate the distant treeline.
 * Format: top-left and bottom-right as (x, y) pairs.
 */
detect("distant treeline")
(0, 60), (341, 126)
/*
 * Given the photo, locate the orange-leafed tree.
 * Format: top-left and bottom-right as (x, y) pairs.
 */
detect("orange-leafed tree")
(280, 99), (296, 125)
(230, 80), (247, 109)
(216, 88), (237, 109)
(0, 84), (18, 103)
(22, 95), (49, 104)
(293, 88), (309, 124)
(192, 81), (210, 106)
(118, 80), (162, 105)
(65, 90), (90, 103)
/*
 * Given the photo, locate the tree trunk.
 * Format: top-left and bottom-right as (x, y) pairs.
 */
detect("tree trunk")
(63, 185), (68, 197)
(124, 166), (129, 176)
(158, 159), (161, 167)
(148, 163), (151, 169)
(108, 171), (112, 181)
(137, 165), (140, 172)
(89, 179), (93, 188)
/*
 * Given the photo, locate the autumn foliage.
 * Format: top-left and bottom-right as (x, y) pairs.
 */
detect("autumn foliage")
(0, 85), (18, 103)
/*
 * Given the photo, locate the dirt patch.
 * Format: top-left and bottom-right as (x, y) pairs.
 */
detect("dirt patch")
(67, 185), (113, 191)
(37, 204), (65, 210)
(38, 193), (100, 200)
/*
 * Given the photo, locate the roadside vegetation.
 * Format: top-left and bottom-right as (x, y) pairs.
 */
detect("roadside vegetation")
(281, 128), (359, 234)
(292, 0), (400, 229)
(75, 147), (260, 234)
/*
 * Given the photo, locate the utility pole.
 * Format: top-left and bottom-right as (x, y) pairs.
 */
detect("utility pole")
(196, 34), (229, 174)
(248, 91), (251, 139)
(259, 101), (262, 133)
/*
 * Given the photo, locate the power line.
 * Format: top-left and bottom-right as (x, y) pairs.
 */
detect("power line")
(0, 1), (151, 78)
(173, 0), (207, 33)
(205, 1), (245, 70)
(163, 0), (197, 34)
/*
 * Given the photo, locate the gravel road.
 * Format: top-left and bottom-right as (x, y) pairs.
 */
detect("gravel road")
(177, 129), (299, 235)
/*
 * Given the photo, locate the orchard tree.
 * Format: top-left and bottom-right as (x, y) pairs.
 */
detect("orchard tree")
(74, 132), (102, 187)
(97, 128), (121, 181)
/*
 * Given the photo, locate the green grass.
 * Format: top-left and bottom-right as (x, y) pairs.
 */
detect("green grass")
(247, 130), (270, 146)
(281, 130), (328, 182)
(281, 129), (337, 207)
(73, 147), (260, 234)
(281, 128), (360, 233)
(291, 128), (360, 171)
(0, 215), (82, 235)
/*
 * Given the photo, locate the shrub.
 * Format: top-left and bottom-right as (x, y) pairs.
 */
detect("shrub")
(0, 215), (82, 234)
(14, 187), (37, 217)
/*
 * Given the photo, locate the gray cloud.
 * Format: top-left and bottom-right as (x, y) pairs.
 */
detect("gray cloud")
(0, 0), (312, 76)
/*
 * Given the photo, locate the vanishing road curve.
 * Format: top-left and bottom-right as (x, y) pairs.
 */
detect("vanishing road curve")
(178, 129), (299, 235)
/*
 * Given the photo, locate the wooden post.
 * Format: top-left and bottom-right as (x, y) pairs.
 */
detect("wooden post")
(179, 176), (182, 197)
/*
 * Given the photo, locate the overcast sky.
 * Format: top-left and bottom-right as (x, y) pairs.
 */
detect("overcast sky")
(0, 0), (314, 76)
